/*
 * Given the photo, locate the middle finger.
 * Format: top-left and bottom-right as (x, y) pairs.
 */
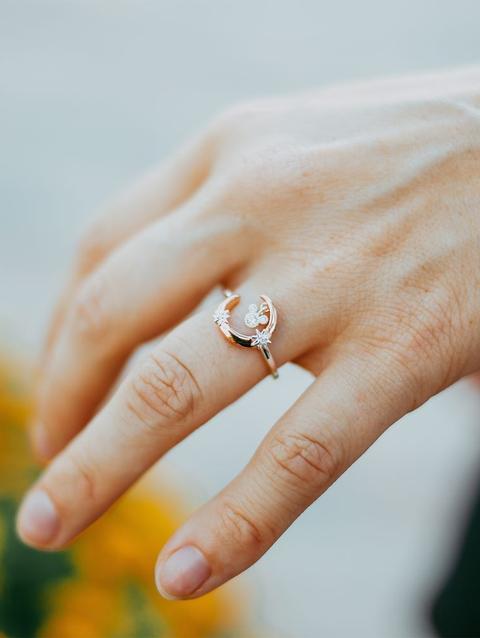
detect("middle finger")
(18, 280), (321, 549)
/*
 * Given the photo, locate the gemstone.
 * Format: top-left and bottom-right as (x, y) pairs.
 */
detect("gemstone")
(244, 303), (269, 329)
(251, 329), (271, 347)
(244, 312), (260, 328)
(213, 308), (230, 326)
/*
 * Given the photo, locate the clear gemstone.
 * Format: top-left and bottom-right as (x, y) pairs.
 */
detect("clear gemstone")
(244, 312), (259, 328)
(251, 329), (271, 347)
(213, 308), (230, 326)
(244, 302), (269, 329)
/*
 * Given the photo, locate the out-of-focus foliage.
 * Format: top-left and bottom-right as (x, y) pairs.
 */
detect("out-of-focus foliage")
(0, 360), (252, 638)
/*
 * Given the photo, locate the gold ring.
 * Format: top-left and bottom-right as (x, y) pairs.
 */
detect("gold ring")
(213, 289), (279, 379)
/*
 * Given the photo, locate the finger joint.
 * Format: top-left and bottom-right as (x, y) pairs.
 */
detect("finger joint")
(75, 223), (110, 276)
(267, 430), (342, 494)
(63, 452), (98, 504)
(70, 275), (109, 340)
(219, 499), (267, 550)
(126, 350), (200, 429)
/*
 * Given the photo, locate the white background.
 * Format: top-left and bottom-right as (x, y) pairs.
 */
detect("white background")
(2, 2), (480, 636)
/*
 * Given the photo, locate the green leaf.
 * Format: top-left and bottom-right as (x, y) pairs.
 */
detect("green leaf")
(0, 498), (73, 638)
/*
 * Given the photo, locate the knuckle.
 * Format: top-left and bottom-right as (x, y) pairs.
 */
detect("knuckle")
(221, 146), (320, 215)
(75, 223), (110, 275)
(348, 326), (427, 413)
(213, 100), (262, 134)
(370, 284), (464, 400)
(218, 499), (267, 549)
(63, 451), (98, 503)
(126, 350), (199, 429)
(216, 153), (277, 214)
(395, 319), (456, 396)
(409, 290), (462, 374)
(402, 287), (455, 351)
(70, 274), (109, 340)
(267, 430), (342, 492)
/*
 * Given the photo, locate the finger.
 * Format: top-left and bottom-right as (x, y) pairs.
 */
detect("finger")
(35, 191), (248, 460)
(18, 280), (323, 550)
(42, 130), (214, 362)
(153, 344), (420, 599)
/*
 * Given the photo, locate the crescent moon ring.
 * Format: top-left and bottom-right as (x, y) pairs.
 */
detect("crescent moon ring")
(212, 289), (279, 379)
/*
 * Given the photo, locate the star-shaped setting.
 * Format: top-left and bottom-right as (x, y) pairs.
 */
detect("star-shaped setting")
(251, 329), (272, 347)
(212, 292), (278, 378)
(213, 308), (230, 327)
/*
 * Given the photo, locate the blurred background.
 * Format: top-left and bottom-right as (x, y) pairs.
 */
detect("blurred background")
(2, 1), (480, 636)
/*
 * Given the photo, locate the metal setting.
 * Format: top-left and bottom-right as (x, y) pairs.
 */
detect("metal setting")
(213, 289), (279, 379)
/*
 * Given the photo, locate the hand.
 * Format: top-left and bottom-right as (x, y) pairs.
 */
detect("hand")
(17, 66), (480, 599)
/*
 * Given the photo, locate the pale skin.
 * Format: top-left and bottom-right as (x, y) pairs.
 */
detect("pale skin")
(16, 66), (480, 599)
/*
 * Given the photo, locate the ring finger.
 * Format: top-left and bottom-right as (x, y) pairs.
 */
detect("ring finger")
(18, 279), (325, 549)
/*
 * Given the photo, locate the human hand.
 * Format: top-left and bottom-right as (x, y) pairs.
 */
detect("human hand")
(17, 66), (480, 599)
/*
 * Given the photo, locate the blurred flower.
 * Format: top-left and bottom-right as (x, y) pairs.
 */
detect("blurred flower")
(0, 356), (255, 638)
(0, 360), (33, 496)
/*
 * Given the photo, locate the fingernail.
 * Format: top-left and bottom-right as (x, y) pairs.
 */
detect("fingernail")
(30, 421), (52, 462)
(16, 490), (60, 547)
(156, 546), (211, 599)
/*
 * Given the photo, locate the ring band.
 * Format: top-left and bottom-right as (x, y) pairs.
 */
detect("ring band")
(213, 289), (279, 379)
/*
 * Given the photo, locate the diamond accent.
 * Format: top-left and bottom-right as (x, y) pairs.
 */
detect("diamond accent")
(251, 329), (271, 347)
(244, 303), (269, 328)
(213, 308), (230, 327)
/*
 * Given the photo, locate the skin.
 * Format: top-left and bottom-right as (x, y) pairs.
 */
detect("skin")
(16, 66), (480, 600)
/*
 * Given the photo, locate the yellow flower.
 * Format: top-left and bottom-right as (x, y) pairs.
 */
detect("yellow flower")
(0, 359), (32, 427)
(0, 354), (256, 637)
(69, 482), (242, 637)
(0, 359), (33, 495)
(39, 581), (123, 638)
